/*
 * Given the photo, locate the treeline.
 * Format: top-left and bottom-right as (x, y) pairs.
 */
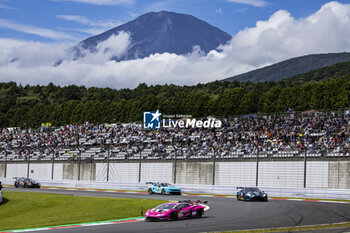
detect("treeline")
(1, 61), (350, 128)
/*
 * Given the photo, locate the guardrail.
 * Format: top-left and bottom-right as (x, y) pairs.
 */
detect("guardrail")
(0, 187), (3, 204)
(1, 178), (350, 200)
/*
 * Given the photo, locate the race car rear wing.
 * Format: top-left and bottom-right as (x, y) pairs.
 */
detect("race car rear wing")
(178, 200), (208, 204)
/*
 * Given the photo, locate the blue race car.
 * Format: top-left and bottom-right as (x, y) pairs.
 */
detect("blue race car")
(237, 187), (268, 201)
(14, 177), (41, 188)
(147, 182), (181, 195)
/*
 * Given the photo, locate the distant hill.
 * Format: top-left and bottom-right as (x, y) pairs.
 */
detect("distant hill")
(223, 53), (350, 83)
(281, 59), (350, 85)
(72, 11), (232, 61)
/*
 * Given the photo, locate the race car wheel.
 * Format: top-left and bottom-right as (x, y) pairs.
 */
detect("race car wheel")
(161, 189), (165, 195)
(15, 183), (18, 188)
(148, 188), (154, 195)
(195, 210), (203, 218)
(236, 193), (240, 200)
(170, 212), (178, 221)
(264, 197), (268, 202)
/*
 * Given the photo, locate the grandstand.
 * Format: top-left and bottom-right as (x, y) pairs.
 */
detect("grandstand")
(0, 111), (350, 162)
(0, 111), (350, 190)
(0, 111), (350, 161)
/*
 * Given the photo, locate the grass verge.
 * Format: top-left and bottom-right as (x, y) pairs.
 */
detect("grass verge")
(0, 191), (167, 231)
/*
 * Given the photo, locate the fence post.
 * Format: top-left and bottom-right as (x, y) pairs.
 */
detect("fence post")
(138, 148), (142, 183)
(256, 146), (259, 187)
(303, 145), (307, 188)
(174, 146), (177, 184)
(27, 151), (30, 178)
(78, 150), (81, 181)
(4, 150), (7, 178)
(106, 147), (110, 182)
(51, 149), (55, 180)
(212, 148), (216, 186)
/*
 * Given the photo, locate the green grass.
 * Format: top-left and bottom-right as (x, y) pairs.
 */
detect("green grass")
(0, 191), (167, 231)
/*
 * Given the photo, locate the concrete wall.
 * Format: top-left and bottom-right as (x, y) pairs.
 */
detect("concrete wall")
(7, 163), (27, 178)
(176, 162), (214, 185)
(0, 163), (5, 178)
(329, 161), (350, 189)
(216, 162), (256, 187)
(97, 163), (139, 183)
(1, 160), (349, 189)
(28, 163), (52, 180)
(141, 162), (173, 183)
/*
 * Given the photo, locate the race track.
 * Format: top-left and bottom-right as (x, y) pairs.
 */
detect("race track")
(4, 187), (350, 233)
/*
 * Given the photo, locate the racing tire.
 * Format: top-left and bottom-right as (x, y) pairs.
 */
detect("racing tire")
(148, 188), (154, 195)
(236, 193), (240, 200)
(195, 209), (203, 218)
(264, 197), (268, 202)
(15, 183), (18, 188)
(161, 189), (165, 195)
(243, 194), (246, 201)
(170, 212), (178, 221)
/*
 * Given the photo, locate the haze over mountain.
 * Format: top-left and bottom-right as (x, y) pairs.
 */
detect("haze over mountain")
(72, 11), (232, 61)
(223, 53), (350, 83)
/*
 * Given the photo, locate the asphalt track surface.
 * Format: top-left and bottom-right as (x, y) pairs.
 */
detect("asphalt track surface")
(4, 187), (350, 233)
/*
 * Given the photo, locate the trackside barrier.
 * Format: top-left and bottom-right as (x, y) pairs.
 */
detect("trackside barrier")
(1, 178), (350, 200)
(0, 187), (3, 204)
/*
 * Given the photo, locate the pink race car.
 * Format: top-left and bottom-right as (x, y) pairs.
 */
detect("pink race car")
(145, 200), (208, 221)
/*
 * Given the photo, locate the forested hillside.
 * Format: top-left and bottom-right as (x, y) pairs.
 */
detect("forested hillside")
(1, 60), (350, 128)
(223, 53), (350, 83)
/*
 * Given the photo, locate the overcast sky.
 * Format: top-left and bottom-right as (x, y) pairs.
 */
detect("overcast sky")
(1, 0), (350, 88)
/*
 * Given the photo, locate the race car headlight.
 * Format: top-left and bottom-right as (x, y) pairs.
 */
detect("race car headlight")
(246, 193), (253, 196)
(263, 193), (267, 196)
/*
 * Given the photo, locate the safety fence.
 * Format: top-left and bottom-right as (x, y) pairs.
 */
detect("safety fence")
(1, 158), (350, 190)
(1, 178), (350, 200)
(0, 187), (2, 204)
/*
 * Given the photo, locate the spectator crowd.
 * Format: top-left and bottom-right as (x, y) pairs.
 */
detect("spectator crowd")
(0, 111), (350, 159)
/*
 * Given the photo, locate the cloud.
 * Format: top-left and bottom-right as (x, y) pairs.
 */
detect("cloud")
(215, 8), (223, 14)
(53, 0), (133, 6)
(57, 15), (122, 35)
(225, 0), (268, 7)
(0, 3), (14, 9)
(57, 15), (121, 28)
(0, 19), (77, 40)
(221, 1), (350, 66)
(1, 1), (350, 88)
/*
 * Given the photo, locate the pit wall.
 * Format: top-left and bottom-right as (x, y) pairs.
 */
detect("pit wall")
(0, 161), (349, 189)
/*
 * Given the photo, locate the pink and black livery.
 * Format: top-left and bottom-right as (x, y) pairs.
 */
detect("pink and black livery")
(145, 200), (208, 221)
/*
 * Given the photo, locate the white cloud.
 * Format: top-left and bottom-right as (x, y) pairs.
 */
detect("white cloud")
(0, 3), (14, 9)
(57, 15), (121, 28)
(57, 15), (122, 35)
(54, 0), (133, 6)
(1, 1), (350, 88)
(0, 19), (77, 40)
(221, 1), (350, 66)
(225, 0), (268, 7)
(215, 8), (223, 14)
